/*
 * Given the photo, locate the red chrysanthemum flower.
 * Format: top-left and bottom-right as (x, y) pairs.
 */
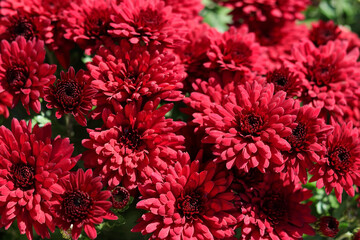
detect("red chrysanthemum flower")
(310, 120), (360, 202)
(0, 37), (56, 114)
(309, 20), (341, 47)
(187, 80), (298, 172)
(287, 40), (360, 119)
(109, 0), (186, 47)
(0, 119), (80, 240)
(82, 99), (185, 190)
(317, 216), (339, 237)
(277, 105), (333, 183)
(110, 186), (130, 209)
(87, 40), (185, 118)
(215, 0), (310, 27)
(61, 0), (115, 54)
(52, 169), (117, 240)
(133, 151), (237, 239)
(235, 174), (316, 239)
(44, 67), (97, 126)
(0, 90), (12, 118)
(266, 66), (304, 98)
(0, 9), (53, 46)
(205, 26), (266, 74)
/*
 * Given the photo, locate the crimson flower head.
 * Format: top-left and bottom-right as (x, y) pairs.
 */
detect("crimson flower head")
(309, 20), (341, 46)
(310, 120), (360, 202)
(110, 186), (130, 209)
(61, 0), (115, 54)
(0, 37), (56, 114)
(52, 169), (117, 240)
(235, 174), (316, 239)
(205, 26), (265, 74)
(82, 98), (185, 190)
(0, 10), (53, 45)
(0, 118), (80, 240)
(44, 67), (97, 126)
(266, 66), (303, 98)
(354, 229), (360, 240)
(317, 216), (339, 237)
(88, 40), (185, 118)
(187, 80), (298, 173)
(109, 0), (186, 47)
(133, 151), (237, 239)
(287, 40), (359, 119)
(278, 105), (333, 183)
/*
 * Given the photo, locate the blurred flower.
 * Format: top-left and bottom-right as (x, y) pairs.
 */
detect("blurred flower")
(317, 216), (339, 237)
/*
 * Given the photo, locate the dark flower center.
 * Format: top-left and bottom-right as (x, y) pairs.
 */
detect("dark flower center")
(327, 146), (351, 172)
(54, 81), (82, 111)
(306, 62), (337, 87)
(120, 127), (142, 150)
(262, 193), (287, 224)
(267, 69), (290, 90)
(9, 17), (35, 41)
(62, 191), (92, 222)
(10, 164), (35, 190)
(110, 186), (130, 209)
(238, 113), (263, 136)
(310, 22), (340, 46)
(6, 66), (28, 90)
(86, 15), (109, 38)
(177, 192), (203, 219)
(224, 43), (252, 65)
(287, 123), (307, 151)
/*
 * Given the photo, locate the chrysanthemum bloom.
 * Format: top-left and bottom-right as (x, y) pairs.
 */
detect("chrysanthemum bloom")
(309, 20), (360, 52)
(317, 216), (339, 237)
(61, 0), (115, 54)
(44, 67), (97, 126)
(309, 20), (341, 47)
(205, 26), (266, 74)
(163, 0), (203, 20)
(82, 98), (185, 189)
(87, 40), (185, 118)
(188, 80), (298, 172)
(287, 40), (360, 119)
(0, 118), (80, 240)
(52, 169), (117, 240)
(0, 10), (53, 45)
(277, 105), (333, 183)
(214, 0), (310, 28)
(133, 151), (237, 239)
(235, 174), (316, 239)
(266, 66), (303, 98)
(310, 120), (360, 202)
(109, 0), (186, 48)
(0, 91), (12, 118)
(110, 186), (130, 209)
(0, 37), (56, 114)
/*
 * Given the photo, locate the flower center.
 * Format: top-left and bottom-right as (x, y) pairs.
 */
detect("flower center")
(10, 164), (35, 190)
(310, 22), (340, 46)
(55, 81), (82, 111)
(287, 123), (307, 151)
(327, 146), (351, 172)
(238, 113), (263, 136)
(225, 43), (252, 65)
(139, 9), (161, 28)
(307, 61), (337, 87)
(110, 186), (130, 209)
(120, 127), (142, 150)
(9, 16), (35, 41)
(62, 191), (92, 222)
(86, 15), (109, 38)
(6, 66), (28, 90)
(262, 193), (287, 224)
(177, 192), (203, 219)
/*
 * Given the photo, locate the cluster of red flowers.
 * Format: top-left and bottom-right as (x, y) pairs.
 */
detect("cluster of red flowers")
(1, 0), (360, 239)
